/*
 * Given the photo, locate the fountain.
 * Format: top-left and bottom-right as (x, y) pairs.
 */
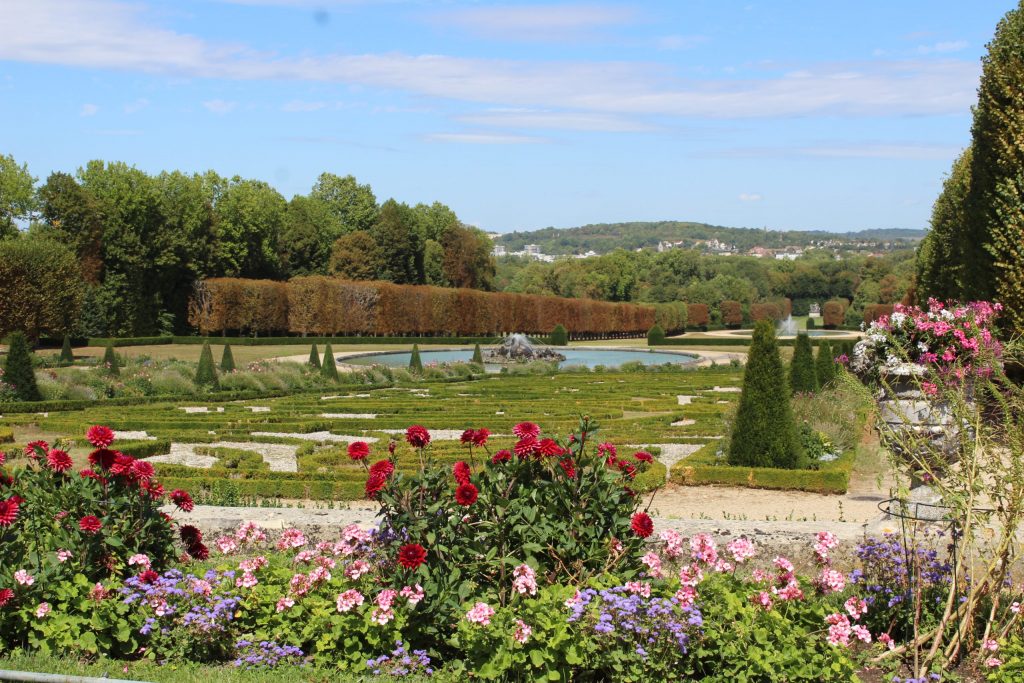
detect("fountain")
(777, 315), (798, 337)
(483, 333), (566, 364)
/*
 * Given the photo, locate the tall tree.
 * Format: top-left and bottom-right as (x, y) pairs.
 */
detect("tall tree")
(0, 236), (84, 340)
(0, 153), (36, 238)
(789, 333), (818, 394)
(279, 195), (340, 277)
(442, 225), (496, 290)
(212, 177), (286, 279)
(330, 230), (382, 280)
(310, 173), (378, 235)
(371, 200), (421, 284)
(3, 332), (41, 401)
(917, 147), (972, 302)
(37, 172), (105, 283)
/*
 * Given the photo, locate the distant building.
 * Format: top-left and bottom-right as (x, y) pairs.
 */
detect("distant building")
(748, 247), (771, 258)
(492, 245), (507, 257)
(524, 244), (541, 256)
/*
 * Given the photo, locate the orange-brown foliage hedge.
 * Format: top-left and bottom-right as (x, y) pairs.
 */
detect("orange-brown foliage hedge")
(720, 300), (743, 327)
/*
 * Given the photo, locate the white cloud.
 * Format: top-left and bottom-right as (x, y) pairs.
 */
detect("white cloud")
(203, 99), (237, 114)
(738, 193), (763, 202)
(432, 4), (636, 41)
(917, 40), (967, 55)
(425, 132), (547, 144)
(282, 99), (326, 112)
(457, 109), (654, 132)
(656, 35), (707, 51)
(0, 0), (983, 121)
(80, 103), (99, 116)
(124, 98), (149, 114)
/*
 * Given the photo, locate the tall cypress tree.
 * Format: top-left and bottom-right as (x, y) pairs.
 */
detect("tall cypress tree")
(815, 340), (835, 389)
(195, 340), (219, 388)
(102, 344), (120, 376)
(59, 334), (74, 366)
(471, 343), (483, 364)
(220, 344), (236, 373)
(789, 333), (817, 394)
(321, 344), (339, 381)
(309, 343), (321, 369)
(917, 147), (972, 302)
(728, 320), (803, 469)
(409, 344), (423, 373)
(3, 332), (41, 401)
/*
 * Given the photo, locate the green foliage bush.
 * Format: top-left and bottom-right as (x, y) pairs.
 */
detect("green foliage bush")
(550, 324), (568, 346)
(308, 343), (321, 369)
(409, 344), (423, 373)
(194, 341), (219, 388)
(219, 344), (235, 373)
(815, 341), (836, 388)
(102, 344), (120, 376)
(320, 343), (339, 381)
(3, 332), (41, 401)
(59, 335), (74, 366)
(471, 343), (483, 364)
(789, 333), (818, 394)
(647, 324), (666, 346)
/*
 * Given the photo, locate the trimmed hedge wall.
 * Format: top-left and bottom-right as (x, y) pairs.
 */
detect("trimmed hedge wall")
(649, 336), (854, 348)
(89, 335), (538, 348)
(0, 426), (13, 444)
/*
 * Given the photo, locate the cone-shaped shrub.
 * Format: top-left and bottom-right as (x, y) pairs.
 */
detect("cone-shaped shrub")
(102, 344), (120, 376)
(647, 324), (666, 346)
(3, 332), (41, 401)
(471, 343), (483, 364)
(220, 344), (236, 373)
(308, 343), (321, 369)
(815, 340), (835, 388)
(789, 333), (818, 394)
(550, 324), (568, 346)
(321, 344), (339, 381)
(194, 340), (219, 388)
(728, 320), (804, 469)
(409, 344), (423, 373)
(59, 334), (74, 366)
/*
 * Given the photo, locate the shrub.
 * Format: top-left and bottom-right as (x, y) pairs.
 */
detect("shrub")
(647, 324), (666, 346)
(319, 344), (339, 381)
(307, 343), (321, 369)
(194, 341), (219, 388)
(219, 344), (235, 373)
(471, 343), (483, 364)
(789, 333), (818, 394)
(720, 300), (743, 328)
(863, 303), (895, 324)
(728, 320), (803, 469)
(59, 335), (74, 366)
(2, 332), (40, 401)
(101, 344), (120, 376)
(409, 344), (423, 373)
(814, 341), (835, 388)
(688, 304), (709, 329)
(822, 300), (846, 328)
(549, 324), (568, 346)
(806, 316), (816, 330)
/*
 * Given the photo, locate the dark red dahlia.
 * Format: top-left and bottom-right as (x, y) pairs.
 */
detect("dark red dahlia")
(170, 489), (194, 512)
(633, 451), (654, 464)
(558, 458), (577, 479)
(130, 460), (155, 481)
(138, 570), (159, 584)
(512, 422), (540, 439)
(405, 425), (430, 448)
(365, 472), (388, 498)
(145, 481), (165, 499)
(471, 428), (490, 447)
(189, 542), (210, 561)
(0, 588), (13, 607)
(86, 425), (116, 448)
(617, 460), (637, 479)
(631, 512), (653, 538)
(0, 497), (20, 526)
(369, 460), (395, 478)
(454, 482), (479, 506)
(24, 440), (48, 459)
(397, 543), (427, 569)
(453, 461), (471, 485)
(460, 429), (476, 445)
(88, 448), (117, 470)
(538, 438), (564, 457)
(0, 451), (6, 466)
(597, 442), (617, 458)
(490, 449), (512, 464)
(179, 524), (202, 545)
(347, 441), (370, 461)
(110, 454), (135, 476)
(79, 515), (102, 534)
(513, 437), (538, 458)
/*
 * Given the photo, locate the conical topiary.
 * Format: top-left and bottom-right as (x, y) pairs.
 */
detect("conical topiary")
(59, 334), (74, 366)
(550, 324), (568, 346)
(220, 344), (236, 373)
(195, 340), (219, 388)
(3, 332), (41, 401)
(728, 320), (803, 469)
(309, 343), (321, 369)
(789, 333), (818, 394)
(815, 341), (835, 388)
(647, 324), (666, 346)
(102, 344), (120, 376)
(409, 344), (423, 373)
(321, 344), (339, 381)
(471, 343), (483, 364)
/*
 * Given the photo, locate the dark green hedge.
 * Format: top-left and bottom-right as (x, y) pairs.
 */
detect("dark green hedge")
(651, 336), (856, 348)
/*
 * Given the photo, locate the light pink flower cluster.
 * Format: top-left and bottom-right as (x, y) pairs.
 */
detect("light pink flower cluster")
(726, 537), (757, 564)
(56, 549), (73, 563)
(512, 564), (538, 596)
(813, 531), (839, 564)
(400, 584), (424, 606)
(35, 602), (51, 619)
(658, 529), (685, 559)
(513, 619), (532, 644)
(640, 551), (664, 578)
(336, 589), (364, 612)
(817, 568), (846, 594)
(624, 581), (652, 598)
(128, 553), (150, 569)
(689, 533), (718, 564)
(14, 569), (34, 586)
(276, 528), (308, 551)
(465, 601), (495, 626)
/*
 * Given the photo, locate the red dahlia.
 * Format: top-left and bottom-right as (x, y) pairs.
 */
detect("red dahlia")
(454, 483), (479, 506)
(144, 481), (165, 499)
(189, 542), (210, 561)
(130, 460), (155, 481)
(0, 497), (20, 526)
(179, 524), (202, 544)
(347, 441), (370, 461)
(397, 543), (427, 569)
(405, 425), (431, 448)
(459, 429), (476, 445)
(0, 588), (13, 607)
(471, 428), (490, 447)
(630, 512), (654, 538)
(512, 422), (540, 439)
(24, 440), (48, 459)
(513, 437), (538, 458)
(88, 448), (117, 470)
(617, 460), (637, 479)
(490, 449), (512, 464)
(110, 454), (135, 476)
(538, 438), (564, 457)
(453, 461), (471, 485)
(86, 425), (116, 448)
(633, 451), (654, 464)
(558, 458), (577, 479)
(369, 460), (395, 478)
(0, 451), (5, 466)
(79, 515), (102, 534)
(170, 489), (194, 512)
(365, 472), (388, 498)
(46, 449), (73, 473)
(138, 570), (159, 584)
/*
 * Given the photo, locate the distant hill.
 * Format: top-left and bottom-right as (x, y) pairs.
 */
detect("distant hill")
(493, 221), (925, 255)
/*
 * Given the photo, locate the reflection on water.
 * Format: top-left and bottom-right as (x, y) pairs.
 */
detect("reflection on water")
(342, 348), (698, 371)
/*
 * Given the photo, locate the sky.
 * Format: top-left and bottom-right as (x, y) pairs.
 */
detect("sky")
(0, 1), (1014, 234)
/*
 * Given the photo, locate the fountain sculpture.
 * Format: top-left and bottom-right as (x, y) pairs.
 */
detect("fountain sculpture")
(484, 333), (566, 364)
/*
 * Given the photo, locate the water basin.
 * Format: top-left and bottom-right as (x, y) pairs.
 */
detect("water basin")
(342, 348), (698, 371)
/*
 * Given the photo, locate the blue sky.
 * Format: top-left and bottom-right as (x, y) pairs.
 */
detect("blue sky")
(0, 1), (1013, 233)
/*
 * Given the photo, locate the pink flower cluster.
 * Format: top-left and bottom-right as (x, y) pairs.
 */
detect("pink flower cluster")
(511, 564), (538, 596)
(465, 601), (496, 626)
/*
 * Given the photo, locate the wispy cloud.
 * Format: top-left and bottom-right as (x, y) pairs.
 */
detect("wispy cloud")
(738, 193), (763, 202)
(124, 98), (150, 114)
(723, 142), (963, 160)
(203, 99), (236, 114)
(425, 132), (548, 144)
(916, 40), (968, 55)
(656, 35), (708, 51)
(430, 4), (637, 41)
(282, 99), (326, 112)
(457, 109), (654, 132)
(80, 103), (99, 116)
(0, 0), (982, 121)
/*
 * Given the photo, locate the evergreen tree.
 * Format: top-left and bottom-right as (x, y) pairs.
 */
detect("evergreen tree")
(321, 344), (339, 381)
(102, 344), (120, 376)
(59, 334), (74, 366)
(815, 341), (835, 388)
(728, 320), (803, 469)
(220, 344), (236, 373)
(647, 324), (666, 346)
(917, 147), (972, 302)
(3, 332), (41, 401)
(471, 343), (483, 364)
(789, 333), (818, 394)
(194, 340), (219, 388)
(409, 344), (423, 373)
(550, 324), (568, 346)
(309, 343), (321, 369)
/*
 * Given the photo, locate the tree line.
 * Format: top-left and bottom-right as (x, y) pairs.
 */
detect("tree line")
(0, 158), (495, 337)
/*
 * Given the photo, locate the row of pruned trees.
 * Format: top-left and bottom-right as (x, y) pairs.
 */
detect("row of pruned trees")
(188, 277), (658, 337)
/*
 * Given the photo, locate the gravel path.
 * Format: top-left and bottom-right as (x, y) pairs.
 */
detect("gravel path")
(145, 441), (301, 472)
